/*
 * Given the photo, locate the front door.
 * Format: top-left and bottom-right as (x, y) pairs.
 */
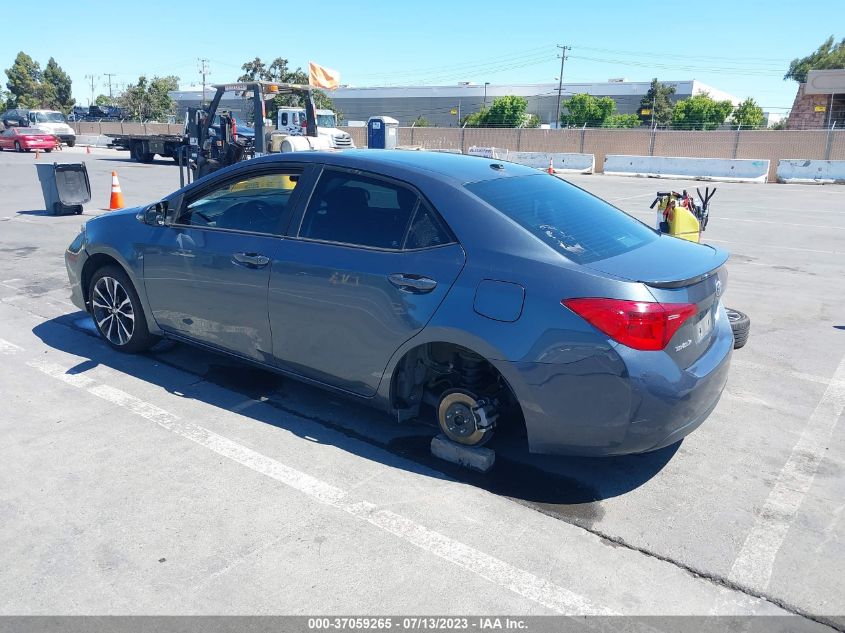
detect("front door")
(143, 167), (306, 362)
(268, 167), (465, 396)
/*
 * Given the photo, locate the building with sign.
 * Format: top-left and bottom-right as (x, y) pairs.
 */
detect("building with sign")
(786, 69), (845, 129)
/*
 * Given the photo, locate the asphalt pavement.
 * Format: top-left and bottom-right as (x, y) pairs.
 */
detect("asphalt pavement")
(0, 147), (843, 629)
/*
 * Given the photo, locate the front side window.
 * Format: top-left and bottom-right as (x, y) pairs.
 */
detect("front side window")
(179, 171), (302, 234)
(299, 170), (418, 249)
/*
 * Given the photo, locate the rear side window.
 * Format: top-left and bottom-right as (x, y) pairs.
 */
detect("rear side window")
(299, 170), (418, 249)
(465, 174), (656, 264)
(404, 202), (454, 250)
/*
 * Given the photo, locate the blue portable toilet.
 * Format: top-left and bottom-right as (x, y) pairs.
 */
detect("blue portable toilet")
(367, 116), (399, 149)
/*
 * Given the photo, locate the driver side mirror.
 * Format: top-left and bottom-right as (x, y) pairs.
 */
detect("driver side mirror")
(142, 201), (168, 226)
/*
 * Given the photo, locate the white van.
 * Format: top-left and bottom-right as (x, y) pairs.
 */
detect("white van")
(28, 110), (76, 146)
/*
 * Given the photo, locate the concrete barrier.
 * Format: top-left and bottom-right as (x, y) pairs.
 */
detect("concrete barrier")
(776, 159), (845, 184)
(468, 146), (595, 174)
(604, 155), (770, 183)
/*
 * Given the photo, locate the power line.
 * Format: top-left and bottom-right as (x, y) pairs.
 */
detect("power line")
(84, 74), (98, 106)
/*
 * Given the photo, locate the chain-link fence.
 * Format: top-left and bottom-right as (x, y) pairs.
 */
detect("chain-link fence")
(341, 126), (845, 181)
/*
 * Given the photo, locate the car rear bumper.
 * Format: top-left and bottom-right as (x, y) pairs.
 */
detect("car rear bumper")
(499, 304), (733, 456)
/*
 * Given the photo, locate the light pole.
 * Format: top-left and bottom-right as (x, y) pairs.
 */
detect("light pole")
(484, 82), (490, 108)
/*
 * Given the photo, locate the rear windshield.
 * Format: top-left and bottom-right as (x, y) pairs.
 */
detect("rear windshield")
(465, 174), (656, 264)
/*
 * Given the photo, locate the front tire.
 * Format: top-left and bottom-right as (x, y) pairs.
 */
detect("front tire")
(14, 141), (22, 152)
(66, 138), (76, 147)
(89, 265), (159, 353)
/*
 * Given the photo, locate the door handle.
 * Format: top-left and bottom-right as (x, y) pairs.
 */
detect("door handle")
(232, 252), (270, 268)
(388, 273), (437, 294)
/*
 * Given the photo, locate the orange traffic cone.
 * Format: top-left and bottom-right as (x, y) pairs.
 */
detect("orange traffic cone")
(547, 158), (554, 175)
(109, 171), (125, 210)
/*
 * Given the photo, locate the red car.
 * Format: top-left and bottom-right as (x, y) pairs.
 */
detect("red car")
(0, 127), (58, 152)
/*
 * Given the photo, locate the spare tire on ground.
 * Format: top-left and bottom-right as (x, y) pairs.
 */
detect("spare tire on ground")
(726, 308), (750, 349)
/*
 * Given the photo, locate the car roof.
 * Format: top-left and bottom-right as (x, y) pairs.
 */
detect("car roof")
(248, 149), (539, 184)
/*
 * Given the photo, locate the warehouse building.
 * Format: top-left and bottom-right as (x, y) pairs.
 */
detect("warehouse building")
(169, 79), (738, 127)
(329, 79), (739, 127)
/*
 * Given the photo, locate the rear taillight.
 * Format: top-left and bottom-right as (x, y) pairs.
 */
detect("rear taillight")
(563, 298), (697, 351)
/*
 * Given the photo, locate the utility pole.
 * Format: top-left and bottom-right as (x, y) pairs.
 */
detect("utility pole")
(555, 45), (571, 129)
(84, 74), (98, 106)
(484, 81), (490, 108)
(198, 58), (210, 106)
(104, 73), (116, 101)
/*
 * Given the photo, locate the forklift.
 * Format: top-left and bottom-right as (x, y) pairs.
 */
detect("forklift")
(178, 81), (319, 186)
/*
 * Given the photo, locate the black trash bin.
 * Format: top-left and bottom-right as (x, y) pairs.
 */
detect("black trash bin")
(35, 162), (91, 215)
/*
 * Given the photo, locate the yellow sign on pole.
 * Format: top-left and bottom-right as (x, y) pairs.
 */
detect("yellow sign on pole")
(640, 108), (651, 116)
(814, 105), (827, 112)
(450, 108), (458, 115)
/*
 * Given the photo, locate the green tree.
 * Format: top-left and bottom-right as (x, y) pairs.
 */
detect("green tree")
(560, 93), (615, 127)
(95, 94), (112, 106)
(730, 97), (765, 129)
(237, 56), (339, 122)
(42, 57), (74, 112)
(603, 113), (641, 128)
(785, 35), (845, 83)
(461, 107), (488, 127)
(484, 95), (529, 127)
(5, 51), (42, 108)
(639, 78), (675, 126)
(671, 93), (734, 130)
(524, 113), (541, 128)
(117, 75), (178, 121)
(412, 116), (430, 127)
(461, 96), (531, 127)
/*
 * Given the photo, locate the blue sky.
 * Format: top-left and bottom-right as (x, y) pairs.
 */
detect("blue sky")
(5, 0), (843, 114)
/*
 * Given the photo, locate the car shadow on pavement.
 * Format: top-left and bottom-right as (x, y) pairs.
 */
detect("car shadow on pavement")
(34, 314), (679, 522)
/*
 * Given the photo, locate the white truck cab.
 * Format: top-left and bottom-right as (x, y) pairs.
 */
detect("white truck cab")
(276, 107), (354, 149)
(28, 110), (76, 146)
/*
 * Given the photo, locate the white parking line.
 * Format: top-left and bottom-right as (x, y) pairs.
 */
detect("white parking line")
(708, 238), (843, 255)
(728, 350), (845, 591)
(0, 338), (23, 355)
(25, 352), (611, 615)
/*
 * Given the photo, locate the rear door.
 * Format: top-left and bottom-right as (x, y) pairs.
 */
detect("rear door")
(268, 167), (465, 396)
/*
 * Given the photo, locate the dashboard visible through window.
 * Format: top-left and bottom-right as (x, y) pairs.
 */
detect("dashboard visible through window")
(179, 171), (302, 235)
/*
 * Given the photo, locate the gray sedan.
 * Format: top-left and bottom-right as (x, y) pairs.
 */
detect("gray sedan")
(64, 150), (732, 455)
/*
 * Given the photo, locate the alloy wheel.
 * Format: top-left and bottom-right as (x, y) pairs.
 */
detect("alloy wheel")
(91, 276), (135, 346)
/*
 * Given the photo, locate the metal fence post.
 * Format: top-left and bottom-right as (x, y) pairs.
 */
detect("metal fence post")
(517, 127), (522, 152)
(410, 124), (415, 146)
(733, 124), (741, 159)
(649, 126), (656, 156)
(580, 124), (586, 154)
(460, 125), (466, 154)
(825, 121), (836, 160)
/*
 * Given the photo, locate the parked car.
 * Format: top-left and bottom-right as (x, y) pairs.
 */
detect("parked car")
(0, 127), (58, 152)
(64, 151), (733, 456)
(2, 108), (76, 146)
